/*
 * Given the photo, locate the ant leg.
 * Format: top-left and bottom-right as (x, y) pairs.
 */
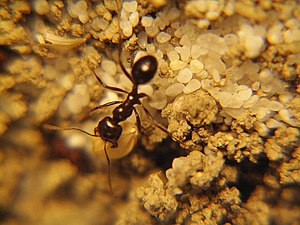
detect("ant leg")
(139, 104), (186, 146)
(103, 141), (113, 194)
(44, 124), (99, 137)
(93, 70), (129, 94)
(133, 107), (146, 135)
(139, 105), (169, 134)
(90, 100), (123, 114)
(118, 51), (135, 84)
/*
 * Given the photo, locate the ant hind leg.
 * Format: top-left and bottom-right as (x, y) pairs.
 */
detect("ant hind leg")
(133, 107), (147, 135)
(103, 141), (113, 194)
(139, 104), (186, 147)
(90, 100), (123, 114)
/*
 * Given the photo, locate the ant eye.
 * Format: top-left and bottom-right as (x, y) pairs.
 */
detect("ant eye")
(132, 55), (158, 84)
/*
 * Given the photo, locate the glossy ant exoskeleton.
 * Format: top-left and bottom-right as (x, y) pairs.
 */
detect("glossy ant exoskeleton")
(45, 53), (172, 193)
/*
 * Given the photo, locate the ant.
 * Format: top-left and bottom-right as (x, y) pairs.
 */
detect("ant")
(45, 53), (173, 194)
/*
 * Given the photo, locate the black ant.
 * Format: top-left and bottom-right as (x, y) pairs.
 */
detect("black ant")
(45, 53), (173, 193)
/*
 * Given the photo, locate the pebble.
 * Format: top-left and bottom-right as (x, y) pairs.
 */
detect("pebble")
(167, 51), (179, 62)
(170, 60), (187, 70)
(92, 18), (109, 31)
(266, 22), (283, 44)
(265, 118), (281, 129)
(141, 16), (154, 27)
(189, 59), (204, 73)
(123, 1), (138, 13)
(166, 83), (185, 97)
(145, 24), (160, 37)
(259, 68), (273, 84)
(183, 79), (201, 94)
(137, 31), (148, 49)
(156, 32), (171, 44)
(129, 11), (139, 27)
(175, 46), (190, 62)
(34, 0), (50, 15)
(120, 20), (133, 37)
(177, 68), (193, 84)
(101, 60), (117, 76)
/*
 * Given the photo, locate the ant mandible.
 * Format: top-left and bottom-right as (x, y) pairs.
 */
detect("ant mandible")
(45, 53), (170, 194)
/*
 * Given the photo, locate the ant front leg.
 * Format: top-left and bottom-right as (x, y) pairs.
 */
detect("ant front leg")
(93, 70), (129, 94)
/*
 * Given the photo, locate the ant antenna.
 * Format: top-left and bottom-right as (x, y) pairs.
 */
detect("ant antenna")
(44, 124), (98, 137)
(44, 124), (114, 194)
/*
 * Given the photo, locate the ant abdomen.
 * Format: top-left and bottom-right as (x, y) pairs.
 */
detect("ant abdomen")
(132, 55), (158, 84)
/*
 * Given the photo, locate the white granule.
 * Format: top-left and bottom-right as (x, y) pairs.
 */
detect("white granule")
(138, 84), (154, 96)
(78, 10), (89, 24)
(58, 74), (74, 91)
(129, 11), (139, 27)
(236, 85), (252, 101)
(65, 84), (90, 114)
(166, 7), (180, 21)
(145, 25), (160, 37)
(156, 32), (171, 44)
(183, 79), (201, 94)
(101, 60), (117, 76)
(189, 59), (204, 73)
(238, 24), (265, 58)
(175, 46), (190, 62)
(92, 18), (109, 31)
(261, 84), (272, 93)
(197, 33), (227, 55)
(34, 0), (50, 15)
(123, 1), (138, 13)
(196, 19), (210, 28)
(265, 118), (281, 129)
(283, 28), (300, 43)
(266, 22), (284, 44)
(254, 121), (269, 137)
(223, 108), (248, 120)
(278, 109), (294, 125)
(177, 68), (193, 84)
(167, 51), (180, 62)
(224, 33), (239, 47)
(137, 32), (148, 49)
(251, 81), (260, 91)
(66, 133), (89, 149)
(278, 93), (293, 104)
(156, 14), (169, 30)
(285, 18), (299, 28)
(180, 34), (192, 46)
(223, 0), (235, 16)
(211, 69), (220, 83)
(120, 19), (133, 37)
(206, 11), (220, 20)
(141, 16), (154, 27)
(259, 68), (273, 84)
(170, 60), (187, 70)
(149, 92), (167, 110)
(166, 83), (185, 97)
(218, 92), (244, 108)
(191, 45), (203, 59)
(198, 70), (208, 79)
(269, 101), (283, 111)
(243, 95), (259, 108)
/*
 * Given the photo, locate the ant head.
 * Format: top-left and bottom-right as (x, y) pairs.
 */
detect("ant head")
(96, 117), (122, 148)
(132, 55), (158, 85)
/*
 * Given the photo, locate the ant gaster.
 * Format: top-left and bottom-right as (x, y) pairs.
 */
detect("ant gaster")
(45, 54), (168, 194)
